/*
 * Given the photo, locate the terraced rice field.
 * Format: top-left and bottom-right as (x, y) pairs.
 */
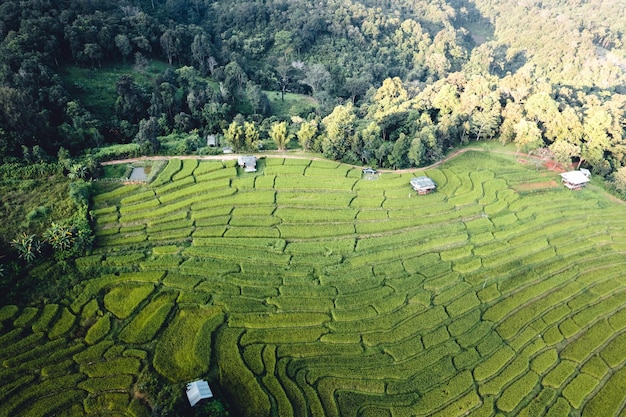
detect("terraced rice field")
(3, 151), (626, 416)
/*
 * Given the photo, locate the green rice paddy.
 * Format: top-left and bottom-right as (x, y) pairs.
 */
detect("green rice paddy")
(3, 151), (626, 416)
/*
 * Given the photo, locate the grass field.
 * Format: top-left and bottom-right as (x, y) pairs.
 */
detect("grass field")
(0, 175), (75, 242)
(2, 150), (626, 416)
(265, 91), (319, 120)
(61, 61), (318, 125)
(61, 61), (169, 121)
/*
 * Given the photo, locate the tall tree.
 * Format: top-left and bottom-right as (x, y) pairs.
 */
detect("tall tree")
(388, 133), (411, 169)
(223, 120), (245, 152)
(360, 122), (383, 165)
(612, 166), (626, 194)
(134, 117), (161, 154)
(322, 103), (356, 160)
(160, 29), (180, 65)
(296, 120), (318, 151)
(370, 77), (412, 139)
(0, 86), (44, 152)
(513, 118), (543, 156)
(549, 139), (581, 166)
(114, 34), (132, 63)
(579, 105), (614, 168)
(300, 63), (330, 94)
(344, 76), (371, 103)
(273, 30), (294, 56)
(275, 58), (292, 102)
(223, 62), (248, 99)
(414, 114), (443, 165)
(115, 75), (147, 124)
(191, 33), (212, 75)
(268, 121), (291, 151)
(243, 121), (260, 151)
(460, 75), (502, 141)
(58, 101), (103, 150)
(202, 101), (231, 134)
(245, 83), (270, 116)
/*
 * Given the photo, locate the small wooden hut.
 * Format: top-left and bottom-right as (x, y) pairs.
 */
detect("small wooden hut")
(238, 155), (257, 172)
(560, 170), (590, 190)
(410, 176), (437, 195)
(186, 380), (213, 407)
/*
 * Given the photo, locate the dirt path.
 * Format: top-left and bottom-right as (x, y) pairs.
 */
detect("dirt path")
(101, 152), (344, 166)
(387, 147), (503, 173)
(101, 146), (530, 173)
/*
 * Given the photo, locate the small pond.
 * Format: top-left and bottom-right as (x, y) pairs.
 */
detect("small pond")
(128, 167), (148, 181)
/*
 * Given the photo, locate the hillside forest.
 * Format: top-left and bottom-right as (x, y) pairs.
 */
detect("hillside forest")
(0, 0), (624, 174)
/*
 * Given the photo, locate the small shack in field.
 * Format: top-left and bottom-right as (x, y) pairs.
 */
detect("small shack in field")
(560, 170), (590, 190)
(238, 155), (257, 172)
(186, 380), (213, 407)
(410, 176), (437, 195)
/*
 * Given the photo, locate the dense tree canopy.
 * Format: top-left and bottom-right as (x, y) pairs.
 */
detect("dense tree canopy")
(0, 0), (624, 176)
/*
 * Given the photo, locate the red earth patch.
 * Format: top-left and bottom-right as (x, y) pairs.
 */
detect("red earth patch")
(544, 161), (567, 173)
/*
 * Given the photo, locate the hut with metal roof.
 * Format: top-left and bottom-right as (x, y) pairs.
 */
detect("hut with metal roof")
(186, 380), (213, 407)
(238, 155), (257, 172)
(560, 170), (590, 190)
(410, 176), (437, 195)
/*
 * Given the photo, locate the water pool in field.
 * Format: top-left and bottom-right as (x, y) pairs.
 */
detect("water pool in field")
(128, 167), (148, 181)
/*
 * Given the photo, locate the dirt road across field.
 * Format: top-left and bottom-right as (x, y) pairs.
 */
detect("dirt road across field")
(101, 147), (556, 173)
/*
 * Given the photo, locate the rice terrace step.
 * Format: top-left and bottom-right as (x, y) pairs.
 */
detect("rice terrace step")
(2, 151), (626, 417)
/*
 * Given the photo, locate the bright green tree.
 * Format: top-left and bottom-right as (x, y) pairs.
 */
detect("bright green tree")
(581, 106), (612, 167)
(408, 136), (425, 167)
(322, 103), (356, 160)
(269, 121), (291, 151)
(244, 121), (260, 151)
(223, 120), (245, 152)
(431, 83), (460, 115)
(296, 120), (318, 151)
(68, 163), (88, 180)
(514, 118), (543, 155)
(612, 166), (626, 194)
(549, 139), (581, 165)
(370, 77), (412, 137)
(360, 122), (383, 165)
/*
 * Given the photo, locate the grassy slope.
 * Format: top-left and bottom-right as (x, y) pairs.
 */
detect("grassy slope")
(61, 61), (169, 121)
(61, 61), (318, 122)
(0, 176), (75, 243)
(2, 151), (626, 416)
(265, 90), (319, 119)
